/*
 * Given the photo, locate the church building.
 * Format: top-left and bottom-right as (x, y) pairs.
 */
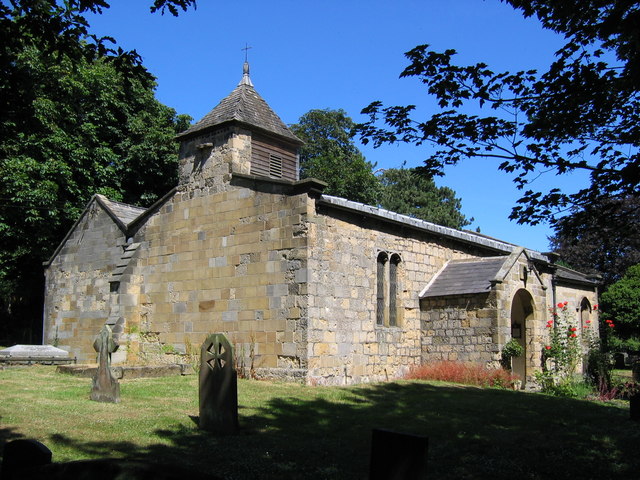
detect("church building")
(42, 63), (599, 387)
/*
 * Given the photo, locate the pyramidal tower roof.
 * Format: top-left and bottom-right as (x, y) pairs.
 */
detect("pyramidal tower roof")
(176, 62), (303, 144)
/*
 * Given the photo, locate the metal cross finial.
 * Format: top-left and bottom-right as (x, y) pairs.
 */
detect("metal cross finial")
(242, 43), (252, 63)
(239, 44), (254, 86)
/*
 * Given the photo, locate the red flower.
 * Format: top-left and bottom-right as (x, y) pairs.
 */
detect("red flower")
(545, 346), (552, 350)
(593, 304), (598, 310)
(557, 302), (564, 308)
(570, 333), (577, 338)
(609, 323), (615, 328)
(570, 327), (577, 332)
(605, 319), (613, 324)
(563, 301), (568, 306)
(586, 320), (591, 324)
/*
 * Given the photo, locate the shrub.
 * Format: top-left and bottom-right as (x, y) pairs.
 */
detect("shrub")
(405, 361), (520, 389)
(543, 302), (581, 380)
(501, 339), (524, 370)
(599, 264), (640, 353)
(586, 349), (613, 392)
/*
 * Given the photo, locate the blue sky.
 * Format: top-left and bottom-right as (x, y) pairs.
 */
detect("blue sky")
(87, 0), (584, 252)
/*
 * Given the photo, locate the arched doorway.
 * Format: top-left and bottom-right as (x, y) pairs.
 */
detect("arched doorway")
(510, 289), (535, 387)
(580, 298), (593, 373)
(580, 297), (592, 333)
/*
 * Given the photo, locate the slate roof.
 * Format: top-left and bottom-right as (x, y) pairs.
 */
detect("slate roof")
(420, 257), (508, 298)
(555, 265), (600, 286)
(317, 195), (547, 261)
(176, 64), (303, 145)
(43, 195), (148, 267)
(97, 195), (146, 227)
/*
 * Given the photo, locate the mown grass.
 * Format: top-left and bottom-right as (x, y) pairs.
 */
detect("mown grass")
(1, 366), (639, 479)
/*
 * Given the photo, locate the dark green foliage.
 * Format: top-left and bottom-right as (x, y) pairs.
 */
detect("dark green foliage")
(600, 264), (640, 352)
(379, 167), (471, 229)
(500, 338), (524, 370)
(585, 349), (613, 392)
(355, 0), (640, 229)
(549, 195), (640, 289)
(291, 109), (381, 205)
(0, 0), (194, 344)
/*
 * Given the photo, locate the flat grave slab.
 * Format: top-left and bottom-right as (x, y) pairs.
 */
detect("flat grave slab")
(0, 344), (74, 364)
(0, 344), (70, 358)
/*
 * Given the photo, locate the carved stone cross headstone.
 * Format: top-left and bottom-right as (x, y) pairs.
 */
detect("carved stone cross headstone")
(90, 324), (120, 403)
(199, 333), (238, 434)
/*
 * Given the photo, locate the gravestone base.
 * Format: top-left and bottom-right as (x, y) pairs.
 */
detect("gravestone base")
(199, 372), (239, 434)
(90, 378), (120, 403)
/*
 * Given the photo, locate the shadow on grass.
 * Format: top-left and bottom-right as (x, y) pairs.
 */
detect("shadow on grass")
(0, 420), (24, 448)
(39, 382), (640, 480)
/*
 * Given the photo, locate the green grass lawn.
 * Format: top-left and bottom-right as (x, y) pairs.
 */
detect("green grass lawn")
(1, 366), (639, 479)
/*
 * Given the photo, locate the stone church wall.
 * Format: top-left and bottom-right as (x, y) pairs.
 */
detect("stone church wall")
(554, 284), (598, 319)
(305, 206), (489, 385)
(420, 293), (499, 365)
(43, 203), (129, 361)
(126, 181), (312, 380)
(553, 283), (600, 364)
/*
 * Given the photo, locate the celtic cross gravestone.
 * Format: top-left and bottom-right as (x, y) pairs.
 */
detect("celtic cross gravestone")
(199, 333), (238, 434)
(90, 324), (120, 403)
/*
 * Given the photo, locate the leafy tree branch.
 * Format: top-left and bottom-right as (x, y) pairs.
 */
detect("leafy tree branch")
(355, 1), (640, 227)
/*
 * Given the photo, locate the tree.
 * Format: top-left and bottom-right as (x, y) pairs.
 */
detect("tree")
(599, 264), (640, 353)
(549, 195), (640, 288)
(290, 109), (381, 205)
(355, 0), (640, 229)
(379, 167), (472, 229)
(0, 0), (194, 344)
(1, 1), (196, 141)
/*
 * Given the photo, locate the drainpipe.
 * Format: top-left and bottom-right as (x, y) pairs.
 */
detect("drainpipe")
(544, 252), (560, 311)
(544, 252), (560, 375)
(41, 270), (48, 346)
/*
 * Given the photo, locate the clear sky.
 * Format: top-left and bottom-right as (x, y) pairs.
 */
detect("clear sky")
(86, 0), (584, 252)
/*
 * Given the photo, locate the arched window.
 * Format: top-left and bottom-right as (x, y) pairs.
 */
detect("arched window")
(376, 252), (388, 326)
(580, 297), (592, 334)
(389, 254), (401, 327)
(376, 251), (401, 327)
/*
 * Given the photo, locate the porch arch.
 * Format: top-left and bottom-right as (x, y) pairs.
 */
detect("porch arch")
(510, 289), (535, 387)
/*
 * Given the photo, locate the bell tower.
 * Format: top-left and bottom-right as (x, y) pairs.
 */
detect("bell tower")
(175, 62), (303, 194)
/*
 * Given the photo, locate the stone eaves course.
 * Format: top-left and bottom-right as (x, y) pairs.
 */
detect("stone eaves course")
(316, 194), (547, 260)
